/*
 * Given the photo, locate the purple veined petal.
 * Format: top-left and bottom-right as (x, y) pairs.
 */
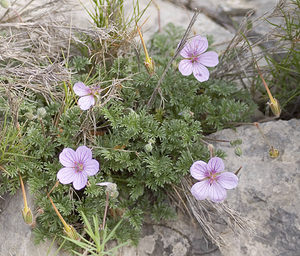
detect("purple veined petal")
(192, 35), (206, 41)
(180, 36), (208, 58)
(78, 95), (95, 110)
(75, 146), (92, 164)
(84, 159), (99, 176)
(180, 42), (193, 58)
(217, 172), (238, 189)
(190, 36), (208, 55)
(72, 172), (88, 190)
(199, 51), (219, 67)
(57, 167), (75, 184)
(73, 82), (90, 96)
(191, 180), (210, 200)
(208, 181), (227, 203)
(192, 63), (210, 82)
(178, 59), (193, 76)
(59, 148), (76, 167)
(207, 157), (225, 173)
(190, 161), (208, 180)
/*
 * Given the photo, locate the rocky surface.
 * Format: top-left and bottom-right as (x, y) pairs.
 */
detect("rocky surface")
(0, 185), (69, 256)
(128, 0), (234, 46)
(1, 119), (299, 256)
(1, 1), (296, 256)
(115, 119), (300, 256)
(117, 212), (222, 256)
(209, 119), (300, 256)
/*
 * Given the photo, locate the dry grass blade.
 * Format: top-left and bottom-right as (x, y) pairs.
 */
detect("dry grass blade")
(213, 0), (291, 83)
(0, 20), (116, 100)
(180, 177), (255, 248)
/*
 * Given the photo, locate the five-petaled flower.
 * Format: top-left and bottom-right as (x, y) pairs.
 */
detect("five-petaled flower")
(73, 82), (100, 110)
(178, 36), (219, 82)
(57, 146), (99, 190)
(190, 157), (238, 203)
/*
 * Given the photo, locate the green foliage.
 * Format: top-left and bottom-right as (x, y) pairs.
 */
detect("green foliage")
(0, 23), (255, 252)
(64, 212), (128, 255)
(84, 0), (149, 30)
(71, 56), (91, 73)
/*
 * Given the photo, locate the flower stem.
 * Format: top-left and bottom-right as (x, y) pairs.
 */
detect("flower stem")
(48, 194), (69, 230)
(254, 122), (272, 148)
(19, 174), (28, 210)
(101, 192), (109, 230)
(255, 63), (275, 102)
(136, 25), (150, 63)
(47, 180), (59, 197)
(39, 119), (46, 137)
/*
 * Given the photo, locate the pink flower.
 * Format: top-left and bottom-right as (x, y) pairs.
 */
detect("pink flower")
(178, 36), (219, 82)
(190, 157), (238, 203)
(57, 146), (100, 190)
(73, 82), (100, 110)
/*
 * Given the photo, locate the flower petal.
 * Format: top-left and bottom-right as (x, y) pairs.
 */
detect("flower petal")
(178, 59), (193, 76)
(190, 161), (208, 180)
(73, 82), (90, 96)
(96, 182), (113, 187)
(208, 182), (227, 203)
(191, 36), (209, 55)
(180, 36), (208, 58)
(191, 180), (210, 200)
(207, 157), (225, 173)
(217, 172), (238, 189)
(192, 63), (210, 82)
(75, 146), (92, 163)
(72, 172), (88, 190)
(57, 167), (75, 184)
(84, 159), (99, 176)
(78, 95), (95, 110)
(199, 51), (219, 67)
(59, 148), (76, 167)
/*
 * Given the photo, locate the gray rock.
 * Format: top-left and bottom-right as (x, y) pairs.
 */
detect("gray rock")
(127, 0), (234, 47)
(118, 119), (300, 256)
(117, 211), (222, 256)
(209, 119), (300, 256)
(0, 186), (69, 256)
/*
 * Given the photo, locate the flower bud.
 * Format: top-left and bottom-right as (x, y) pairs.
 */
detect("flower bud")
(64, 224), (79, 240)
(269, 146), (279, 158)
(144, 58), (155, 75)
(268, 98), (281, 118)
(37, 107), (47, 119)
(96, 182), (119, 199)
(144, 143), (153, 152)
(22, 207), (34, 225)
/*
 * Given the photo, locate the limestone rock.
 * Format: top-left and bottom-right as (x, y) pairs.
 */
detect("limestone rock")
(0, 186), (69, 256)
(117, 211), (222, 256)
(128, 0), (234, 46)
(118, 119), (300, 256)
(209, 119), (300, 256)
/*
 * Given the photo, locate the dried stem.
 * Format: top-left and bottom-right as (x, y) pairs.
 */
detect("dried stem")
(147, 10), (200, 108)
(101, 192), (110, 230)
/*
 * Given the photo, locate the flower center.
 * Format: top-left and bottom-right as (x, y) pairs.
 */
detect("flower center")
(208, 171), (219, 184)
(89, 87), (100, 96)
(74, 162), (84, 172)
